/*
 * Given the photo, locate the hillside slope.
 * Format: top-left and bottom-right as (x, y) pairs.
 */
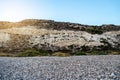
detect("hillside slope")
(0, 19), (120, 54)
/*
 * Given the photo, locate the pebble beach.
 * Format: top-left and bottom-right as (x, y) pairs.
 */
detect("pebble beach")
(0, 55), (120, 80)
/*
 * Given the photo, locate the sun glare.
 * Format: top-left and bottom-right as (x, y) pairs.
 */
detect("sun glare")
(1, 0), (31, 22)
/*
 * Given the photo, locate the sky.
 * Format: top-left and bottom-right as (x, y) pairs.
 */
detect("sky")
(0, 0), (120, 25)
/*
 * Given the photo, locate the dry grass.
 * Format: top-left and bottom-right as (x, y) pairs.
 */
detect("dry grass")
(0, 52), (16, 57)
(52, 52), (71, 57)
(110, 51), (120, 55)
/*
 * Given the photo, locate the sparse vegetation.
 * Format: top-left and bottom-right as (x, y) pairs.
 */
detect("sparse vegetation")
(75, 51), (86, 55)
(0, 52), (15, 57)
(110, 51), (120, 55)
(0, 19), (120, 33)
(52, 52), (70, 57)
(88, 51), (108, 55)
(100, 38), (113, 50)
(87, 29), (103, 34)
(0, 19), (120, 57)
(17, 49), (50, 57)
(0, 49), (119, 57)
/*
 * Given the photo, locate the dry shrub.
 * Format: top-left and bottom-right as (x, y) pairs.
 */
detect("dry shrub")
(110, 51), (120, 55)
(52, 52), (71, 57)
(0, 53), (15, 57)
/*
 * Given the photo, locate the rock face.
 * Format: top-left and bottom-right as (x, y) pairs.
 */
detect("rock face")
(0, 19), (120, 53)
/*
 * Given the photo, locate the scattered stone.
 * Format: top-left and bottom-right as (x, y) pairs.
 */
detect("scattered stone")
(0, 55), (120, 80)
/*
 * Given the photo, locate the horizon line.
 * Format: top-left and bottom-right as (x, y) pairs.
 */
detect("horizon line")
(0, 18), (120, 26)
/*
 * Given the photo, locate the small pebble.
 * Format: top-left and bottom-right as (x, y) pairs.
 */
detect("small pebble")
(0, 55), (119, 80)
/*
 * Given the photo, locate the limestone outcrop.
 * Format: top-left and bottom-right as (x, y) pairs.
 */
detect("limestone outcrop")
(0, 19), (120, 53)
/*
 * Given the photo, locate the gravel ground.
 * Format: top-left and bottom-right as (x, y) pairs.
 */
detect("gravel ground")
(0, 55), (120, 80)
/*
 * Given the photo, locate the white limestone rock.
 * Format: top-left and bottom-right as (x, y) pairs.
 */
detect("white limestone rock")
(0, 26), (120, 52)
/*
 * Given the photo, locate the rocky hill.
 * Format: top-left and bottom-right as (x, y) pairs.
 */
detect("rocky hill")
(0, 19), (120, 54)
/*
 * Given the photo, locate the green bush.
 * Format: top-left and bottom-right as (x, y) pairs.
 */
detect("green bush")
(87, 29), (103, 34)
(88, 51), (108, 55)
(17, 49), (49, 57)
(75, 51), (86, 55)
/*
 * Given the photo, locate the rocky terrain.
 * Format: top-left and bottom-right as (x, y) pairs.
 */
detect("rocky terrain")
(0, 19), (120, 54)
(0, 55), (120, 80)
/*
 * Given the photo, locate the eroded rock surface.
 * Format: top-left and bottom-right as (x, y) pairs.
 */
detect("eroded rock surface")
(0, 19), (120, 53)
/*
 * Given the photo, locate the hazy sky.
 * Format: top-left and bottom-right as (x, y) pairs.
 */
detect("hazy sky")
(0, 0), (119, 25)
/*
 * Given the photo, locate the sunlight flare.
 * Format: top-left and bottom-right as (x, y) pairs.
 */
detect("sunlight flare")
(1, 1), (31, 22)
